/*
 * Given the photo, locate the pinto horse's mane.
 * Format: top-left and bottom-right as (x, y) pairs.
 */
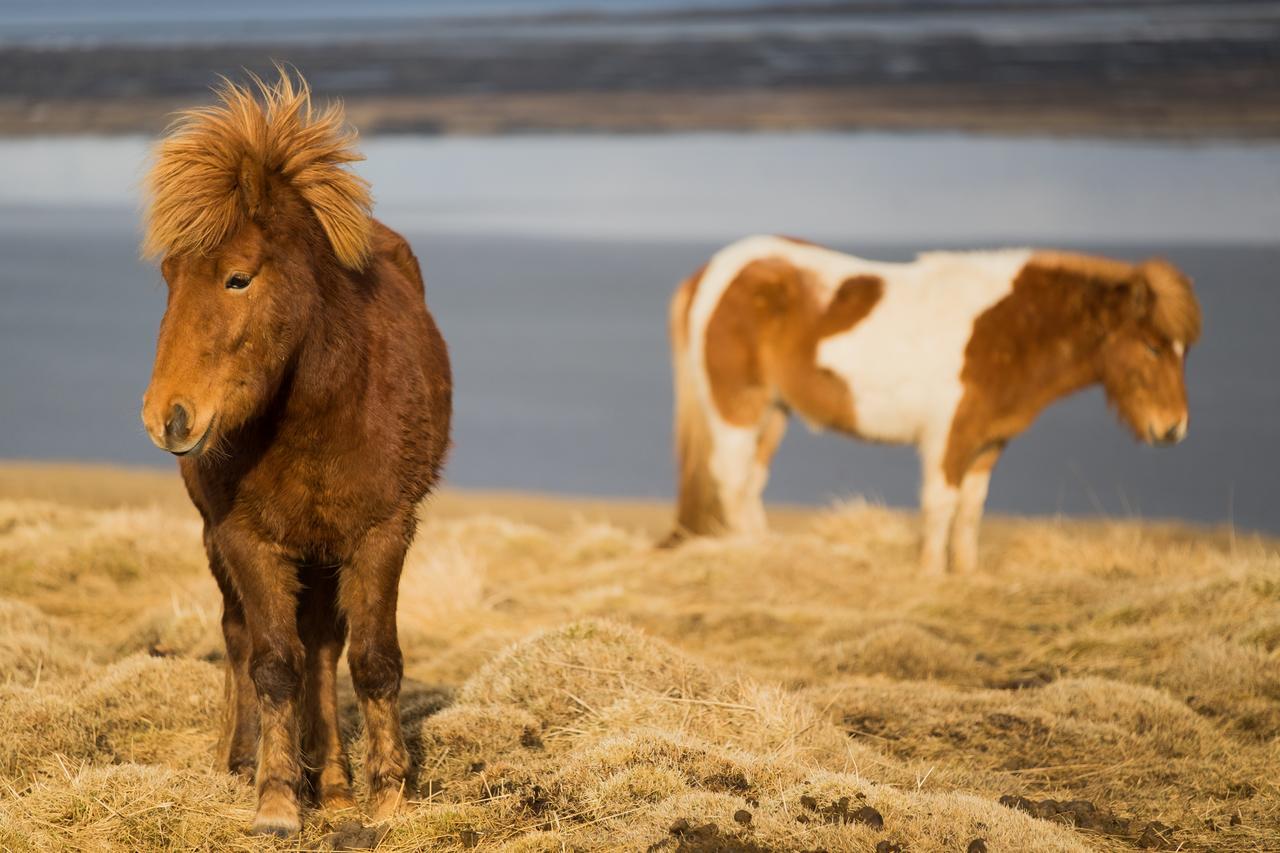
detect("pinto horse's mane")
(143, 69), (372, 270)
(1031, 250), (1202, 345)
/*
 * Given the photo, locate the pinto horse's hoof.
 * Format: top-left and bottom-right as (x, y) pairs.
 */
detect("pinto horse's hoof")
(656, 528), (687, 550)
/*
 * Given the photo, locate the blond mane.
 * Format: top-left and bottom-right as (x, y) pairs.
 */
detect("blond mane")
(142, 68), (372, 270)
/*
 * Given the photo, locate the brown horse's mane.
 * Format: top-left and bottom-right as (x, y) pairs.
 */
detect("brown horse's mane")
(142, 68), (372, 270)
(1031, 250), (1201, 345)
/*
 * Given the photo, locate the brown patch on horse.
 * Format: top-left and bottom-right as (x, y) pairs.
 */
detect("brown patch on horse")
(945, 253), (1196, 484)
(818, 275), (884, 337)
(141, 69), (451, 836)
(703, 259), (881, 434)
(703, 260), (779, 427)
(143, 68), (372, 270)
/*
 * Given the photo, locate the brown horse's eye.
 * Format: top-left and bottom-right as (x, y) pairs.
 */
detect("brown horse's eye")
(1145, 342), (1161, 357)
(226, 272), (253, 291)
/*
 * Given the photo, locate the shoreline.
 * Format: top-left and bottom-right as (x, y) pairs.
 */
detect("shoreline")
(5, 87), (1280, 141)
(0, 460), (1261, 543)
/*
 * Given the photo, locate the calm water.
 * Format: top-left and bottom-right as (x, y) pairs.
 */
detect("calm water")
(0, 133), (1277, 532)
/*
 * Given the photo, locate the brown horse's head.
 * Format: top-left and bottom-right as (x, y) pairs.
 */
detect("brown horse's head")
(140, 70), (372, 456)
(1098, 258), (1201, 446)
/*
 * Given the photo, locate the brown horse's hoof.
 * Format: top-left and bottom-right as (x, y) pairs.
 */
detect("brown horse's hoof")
(368, 786), (405, 822)
(319, 787), (359, 812)
(228, 760), (255, 783)
(248, 820), (299, 838)
(250, 796), (302, 837)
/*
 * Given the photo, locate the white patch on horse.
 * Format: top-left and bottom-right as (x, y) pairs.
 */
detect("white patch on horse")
(815, 249), (1033, 452)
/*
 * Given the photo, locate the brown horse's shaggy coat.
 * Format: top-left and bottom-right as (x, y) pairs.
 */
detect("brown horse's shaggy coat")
(140, 71), (451, 835)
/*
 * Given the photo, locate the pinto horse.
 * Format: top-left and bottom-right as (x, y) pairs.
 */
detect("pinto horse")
(667, 235), (1200, 574)
(140, 72), (451, 835)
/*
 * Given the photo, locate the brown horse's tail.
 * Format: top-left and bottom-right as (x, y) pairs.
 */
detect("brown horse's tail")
(662, 266), (726, 548)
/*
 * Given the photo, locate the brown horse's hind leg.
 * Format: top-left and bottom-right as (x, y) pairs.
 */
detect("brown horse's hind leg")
(208, 531), (259, 780)
(340, 516), (412, 823)
(217, 526), (306, 837)
(298, 568), (355, 811)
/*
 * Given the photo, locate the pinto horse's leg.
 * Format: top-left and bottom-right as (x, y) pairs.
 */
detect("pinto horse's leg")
(918, 443), (960, 576)
(951, 447), (1001, 575)
(216, 527), (305, 837)
(340, 515), (412, 822)
(297, 568), (355, 811)
(709, 405), (782, 536)
(207, 530), (259, 780)
(745, 405), (788, 532)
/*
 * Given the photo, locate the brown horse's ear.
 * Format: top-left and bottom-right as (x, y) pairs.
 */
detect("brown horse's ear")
(238, 155), (265, 217)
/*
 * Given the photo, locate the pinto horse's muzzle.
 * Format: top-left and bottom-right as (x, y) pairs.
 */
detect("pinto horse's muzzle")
(1147, 417), (1188, 446)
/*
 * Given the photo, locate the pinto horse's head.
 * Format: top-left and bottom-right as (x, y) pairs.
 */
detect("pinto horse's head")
(140, 70), (372, 456)
(1098, 258), (1201, 446)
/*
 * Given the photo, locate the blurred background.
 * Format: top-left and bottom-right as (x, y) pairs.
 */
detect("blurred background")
(0, 0), (1277, 532)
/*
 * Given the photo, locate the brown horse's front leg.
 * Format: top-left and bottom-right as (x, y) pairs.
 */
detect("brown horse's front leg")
(208, 536), (259, 779)
(341, 516), (412, 822)
(298, 569), (356, 811)
(218, 527), (306, 837)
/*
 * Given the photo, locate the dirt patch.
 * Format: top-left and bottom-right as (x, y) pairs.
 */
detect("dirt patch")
(796, 794), (884, 830)
(999, 795), (1180, 848)
(651, 819), (771, 853)
(317, 820), (387, 851)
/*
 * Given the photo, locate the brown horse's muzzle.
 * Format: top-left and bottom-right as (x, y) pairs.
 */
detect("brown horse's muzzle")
(141, 395), (212, 456)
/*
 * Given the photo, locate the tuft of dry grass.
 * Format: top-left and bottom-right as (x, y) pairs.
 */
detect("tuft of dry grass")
(0, 463), (1276, 851)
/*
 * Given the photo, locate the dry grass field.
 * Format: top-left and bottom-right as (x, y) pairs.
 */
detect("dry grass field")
(0, 462), (1276, 852)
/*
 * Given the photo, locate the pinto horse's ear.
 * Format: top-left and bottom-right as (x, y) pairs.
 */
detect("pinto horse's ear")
(238, 155), (266, 217)
(1113, 273), (1154, 322)
(1139, 257), (1201, 344)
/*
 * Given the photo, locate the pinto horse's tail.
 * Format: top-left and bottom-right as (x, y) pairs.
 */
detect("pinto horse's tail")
(662, 266), (726, 547)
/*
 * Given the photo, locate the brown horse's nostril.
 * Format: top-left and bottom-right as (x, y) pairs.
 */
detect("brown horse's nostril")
(165, 403), (192, 445)
(1163, 424), (1181, 443)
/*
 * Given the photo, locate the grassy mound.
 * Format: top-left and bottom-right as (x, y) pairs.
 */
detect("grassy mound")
(0, 468), (1275, 850)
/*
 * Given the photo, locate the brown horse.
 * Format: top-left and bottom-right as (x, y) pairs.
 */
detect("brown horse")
(668, 236), (1200, 574)
(140, 71), (451, 835)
